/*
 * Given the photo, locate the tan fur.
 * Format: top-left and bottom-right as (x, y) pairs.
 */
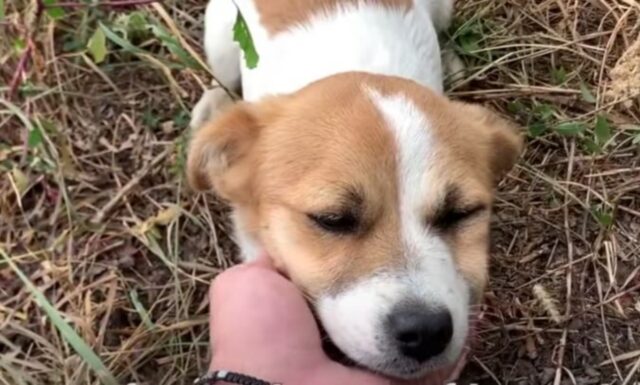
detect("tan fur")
(253, 0), (412, 35)
(187, 72), (523, 299)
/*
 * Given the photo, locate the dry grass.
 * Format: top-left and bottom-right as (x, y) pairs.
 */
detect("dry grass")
(1, 0), (639, 384)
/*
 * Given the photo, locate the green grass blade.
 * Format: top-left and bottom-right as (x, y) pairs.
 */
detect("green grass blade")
(99, 21), (146, 55)
(129, 289), (156, 330)
(99, 21), (183, 70)
(0, 98), (36, 132)
(148, 24), (203, 70)
(0, 249), (119, 385)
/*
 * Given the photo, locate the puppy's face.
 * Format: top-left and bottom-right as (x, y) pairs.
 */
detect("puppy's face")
(188, 73), (522, 378)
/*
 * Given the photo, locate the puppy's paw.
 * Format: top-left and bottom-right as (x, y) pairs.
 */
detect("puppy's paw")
(190, 87), (234, 130)
(442, 49), (466, 86)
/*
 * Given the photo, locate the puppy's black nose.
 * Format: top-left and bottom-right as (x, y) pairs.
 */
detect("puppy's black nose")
(387, 306), (453, 362)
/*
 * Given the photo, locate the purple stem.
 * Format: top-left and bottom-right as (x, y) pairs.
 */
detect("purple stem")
(48, 0), (158, 8)
(6, 1), (43, 100)
(7, 0), (158, 99)
(7, 40), (34, 100)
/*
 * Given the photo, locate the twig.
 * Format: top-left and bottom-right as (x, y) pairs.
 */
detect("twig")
(600, 350), (640, 367)
(91, 148), (170, 223)
(553, 139), (577, 385)
(621, 356), (640, 385)
(472, 357), (503, 385)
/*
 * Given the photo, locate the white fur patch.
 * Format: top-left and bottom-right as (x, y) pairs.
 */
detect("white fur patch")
(368, 90), (442, 270)
(215, 0), (444, 100)
(317, 90), (470, 378)
(230, 208), (263, 261)
(203, 0), (241, 90)
(368, 91), (469, 354)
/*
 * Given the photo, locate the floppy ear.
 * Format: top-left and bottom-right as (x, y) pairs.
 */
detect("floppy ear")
(187, 101), (262, 202)
(459, 103), (524, 183)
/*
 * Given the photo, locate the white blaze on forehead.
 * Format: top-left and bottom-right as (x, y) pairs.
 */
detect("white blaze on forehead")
(367, 87), (469, 353)
(366, 89), (446, 259)
(366, 88), (435, 235)
(366, 88), (461, 286)
(317, 89), (471, 378)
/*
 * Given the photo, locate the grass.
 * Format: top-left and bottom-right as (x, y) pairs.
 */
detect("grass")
(0, 248), (118, 385)
(1, 0), (639, 384)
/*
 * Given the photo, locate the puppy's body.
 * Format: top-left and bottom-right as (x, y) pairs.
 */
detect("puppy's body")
(203, 0), (450, 100)
(190, 0), (523, 380)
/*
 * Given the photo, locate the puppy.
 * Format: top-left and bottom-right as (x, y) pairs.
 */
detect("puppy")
(188, 0), (523, 379)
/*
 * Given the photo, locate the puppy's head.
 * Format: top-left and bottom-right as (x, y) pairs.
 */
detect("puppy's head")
(188, 72), (522, 378)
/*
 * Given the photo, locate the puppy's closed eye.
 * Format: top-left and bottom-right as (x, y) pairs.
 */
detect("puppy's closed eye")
(431, 187), (487, 231)
(308, 212), (359, 234)
(432, 204), (486, 231)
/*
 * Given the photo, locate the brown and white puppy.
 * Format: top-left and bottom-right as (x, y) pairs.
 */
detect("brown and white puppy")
(188, 0), (523, 379)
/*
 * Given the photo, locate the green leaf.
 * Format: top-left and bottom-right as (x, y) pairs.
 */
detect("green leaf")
(142, 108), (160, 129)
(555, 122), (586, 136)
(18, 82), (39, 97)
(0, 0), (5, 22)
(582, 138), (600, 154)
(507, 100), (525, 114)
(0, 249), (119, 385)
(551, 66), (566, 85)
(43, 0), (65, 20)
(590, 206), (613, 228)
(528, 121), (547, 137)
(46, 7), (65, 19)
(13, 38), (26, 53)
(27, 126), (43, 149)
(453, 18), (484, 55)
(148, 24), (202, 69)
(633, 133), (640, 145)
(62, 35), (84, 53)
(87, 27), (107, 63)
(580, 82), (596, 104)
(113, 11), (149, 40)
(233, 10), (259, 69)
(533, 103), (555, 121)
(172, 109), (190, 128)
(458, 32), (482, 54)
(594, 115), (611, 147)
(127, 11), (148, 32)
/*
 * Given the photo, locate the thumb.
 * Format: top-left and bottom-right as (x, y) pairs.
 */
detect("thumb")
(209, 262), (325, 360)
(304, 360), (392, 385)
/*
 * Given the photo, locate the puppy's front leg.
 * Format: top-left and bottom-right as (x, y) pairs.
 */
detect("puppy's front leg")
(190, 87), (235, 131)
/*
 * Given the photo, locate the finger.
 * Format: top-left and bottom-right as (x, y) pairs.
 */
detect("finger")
(304, 361), (392, 385)
(245, 253), (276, 270)
(209, 263), (324, 360)
(245, 254), (292, 280)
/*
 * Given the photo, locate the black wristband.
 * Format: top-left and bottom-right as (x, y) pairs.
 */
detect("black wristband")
(194, 370), (274, 385)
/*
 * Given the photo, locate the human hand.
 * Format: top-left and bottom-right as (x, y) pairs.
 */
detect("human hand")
(208, 257), (465, 385)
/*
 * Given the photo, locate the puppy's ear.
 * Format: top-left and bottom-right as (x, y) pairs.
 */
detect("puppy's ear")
(187, 101), (263, 202)
(459, 103), (524, 183)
